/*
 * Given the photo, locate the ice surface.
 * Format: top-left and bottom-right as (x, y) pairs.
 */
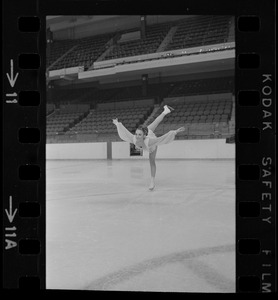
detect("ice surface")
(46, 159), (235, 292)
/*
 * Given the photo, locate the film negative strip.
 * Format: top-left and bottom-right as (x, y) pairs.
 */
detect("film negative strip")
(236, 6), (276, 292)
(2, 0), (276, 293)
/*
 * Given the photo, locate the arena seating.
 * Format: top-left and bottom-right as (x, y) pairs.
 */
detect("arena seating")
(46, 15), (235, 143)
(47, 103), (55, 116)
(103, 22), (172, 61)
(47, 76), (233, 139)
(48, 15), (232, 71)
(47, 40), (78, 68)
(151, 93), (233, 138)
(46, 93), (233, 141)
(47, 108), (89, 135)
(48, 90), (233, 140)
(68, 105), (152, 135)
(165, 15), (231, 51)
(49, 34), (113, 71)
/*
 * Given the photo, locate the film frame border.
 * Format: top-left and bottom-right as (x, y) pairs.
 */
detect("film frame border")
(2, 0), (276, 293)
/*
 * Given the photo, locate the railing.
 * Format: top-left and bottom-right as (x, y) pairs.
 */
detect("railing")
(93, 42), (235, 71)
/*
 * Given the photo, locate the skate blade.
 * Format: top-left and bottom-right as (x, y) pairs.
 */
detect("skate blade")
(167, 105), (175, 111)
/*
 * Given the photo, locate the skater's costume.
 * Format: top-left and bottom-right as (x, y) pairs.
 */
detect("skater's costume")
(115, 122), (178, 153)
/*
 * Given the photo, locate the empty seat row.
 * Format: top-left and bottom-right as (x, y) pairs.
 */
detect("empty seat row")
(49, 34), (113, 70)
(165, 16), (231, 51)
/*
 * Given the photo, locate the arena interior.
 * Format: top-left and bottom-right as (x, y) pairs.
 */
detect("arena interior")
(46, 15), (235, 155)
(46, 15), (236, 292)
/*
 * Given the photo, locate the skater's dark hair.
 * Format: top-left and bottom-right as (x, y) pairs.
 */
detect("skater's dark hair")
(136, 125), (148, 136)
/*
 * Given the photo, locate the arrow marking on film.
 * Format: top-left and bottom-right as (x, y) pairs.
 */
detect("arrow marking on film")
(6, 59), (19, 88)
(5, 196), (17, 223)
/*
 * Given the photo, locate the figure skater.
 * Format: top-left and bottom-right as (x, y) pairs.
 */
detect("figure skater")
(113, 105), (185, 190)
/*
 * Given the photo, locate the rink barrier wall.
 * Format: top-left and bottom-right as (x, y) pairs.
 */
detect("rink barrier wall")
(46, 142), (107, 160)
(153, 139), (235, 159)
(46, 139), (235, 160)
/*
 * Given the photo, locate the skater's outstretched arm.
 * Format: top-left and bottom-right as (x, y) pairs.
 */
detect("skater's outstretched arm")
(113, 118), (134, 143)
(148, 127), (185, 148)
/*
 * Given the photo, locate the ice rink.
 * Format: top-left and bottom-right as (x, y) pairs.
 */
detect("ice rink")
(46, 158), (235, 292)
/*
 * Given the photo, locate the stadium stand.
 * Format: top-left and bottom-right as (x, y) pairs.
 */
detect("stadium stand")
(103, 22), (172, 60)
(47, 103), (55, 116)
(46, 105), (90, 135)
(49, 34), (114, 71)
(47, 39), (78, 68)
(47, 15), (232, 71)
(66, 105), (153, 138)
(47, 77), (233, 138)
(46, 15), (235, 143)
(165, 15), (231, 51)
(47, 77), (234, 143)
(151, 92), (233, 139)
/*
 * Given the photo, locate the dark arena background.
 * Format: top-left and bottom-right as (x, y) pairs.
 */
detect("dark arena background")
(46, 15), (236, 292)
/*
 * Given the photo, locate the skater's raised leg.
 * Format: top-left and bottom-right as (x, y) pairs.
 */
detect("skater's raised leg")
(147, 105), (174, 133)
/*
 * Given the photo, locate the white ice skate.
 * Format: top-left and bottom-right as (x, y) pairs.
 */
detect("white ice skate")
(163, 105), (175, 115)
(149, 177), (155, 191)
